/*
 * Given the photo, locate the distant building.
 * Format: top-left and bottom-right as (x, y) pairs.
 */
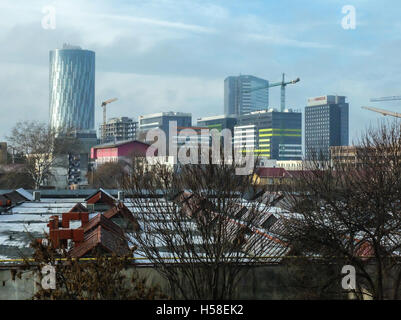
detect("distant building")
(138, 111), (192, 133)
(330, 145), (356, 161)
(48, 130), (98, 189)
(276, 160), (305, 171)
(305, 95), (349, 160)
(70, 130), (98, 155)
(90, 140), (155, 167)
(138, 112), (192, 152)
(196, 114), (237, 133)
(174, 126), (211, 149)
(224, 75), (269, 115)
(234, 109), (302, 160)
(100, 117), (137, 143)
(49, 44), (95, 132)
(256, 159), (308, 171)
(253, 167), (289, 186)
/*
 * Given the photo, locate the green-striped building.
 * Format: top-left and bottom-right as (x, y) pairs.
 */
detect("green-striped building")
(196, 114), (237, 133)
(234, 109), (302, 160)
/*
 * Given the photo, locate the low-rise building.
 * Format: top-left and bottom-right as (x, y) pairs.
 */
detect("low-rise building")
(330, 146), (358, 164)
(90, 139), (155, 167)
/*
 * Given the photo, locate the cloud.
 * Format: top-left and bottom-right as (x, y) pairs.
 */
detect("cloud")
(0, 0), (400, 143)
(247, 33), (333, 49)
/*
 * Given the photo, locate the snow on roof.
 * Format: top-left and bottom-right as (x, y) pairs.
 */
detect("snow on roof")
(99, 188), (116, 200)
(15, 188), (33, 201)
(85, 188), (117, 201)
(0, 195), (290, 262)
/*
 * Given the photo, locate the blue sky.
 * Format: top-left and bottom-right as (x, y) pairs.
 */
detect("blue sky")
(1, 0), (401, 143)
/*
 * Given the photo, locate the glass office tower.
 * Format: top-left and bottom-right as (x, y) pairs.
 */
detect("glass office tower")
(224, 75), (269, 116)
(305, 95), (349, 160)
(49, 44), (95, 132)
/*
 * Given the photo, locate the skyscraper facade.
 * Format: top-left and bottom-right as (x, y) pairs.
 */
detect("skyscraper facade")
(196, 114), (237, 133)
(224, 75), (269, 116)
(49, 44), (95, 132)
(138, 111), (192, 153)
(234, 109), (302, 160)
(305, 95), (349, 160)
(138, 111), (192, 134)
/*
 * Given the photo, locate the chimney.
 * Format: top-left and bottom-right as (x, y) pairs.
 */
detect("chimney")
(118, 191), (125, 202)
(33, 191), (41, 201)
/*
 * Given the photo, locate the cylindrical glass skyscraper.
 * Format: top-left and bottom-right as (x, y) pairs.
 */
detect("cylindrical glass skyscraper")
(49, 44), (95, 132)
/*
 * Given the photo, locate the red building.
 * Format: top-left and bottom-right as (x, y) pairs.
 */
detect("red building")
(91, 139), (156, 166)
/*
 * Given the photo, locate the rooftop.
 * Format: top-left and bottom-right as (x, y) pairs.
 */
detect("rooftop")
(91, 139), (151, 150)
(139, 111), (192, 119)
(0, 188), (290, 264)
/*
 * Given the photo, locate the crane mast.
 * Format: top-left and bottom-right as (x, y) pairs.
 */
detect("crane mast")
(247, 73), (300, 112)
(100, 97), (118, 143)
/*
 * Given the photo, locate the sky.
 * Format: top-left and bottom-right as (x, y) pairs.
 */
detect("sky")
(1, 0), (401, 143)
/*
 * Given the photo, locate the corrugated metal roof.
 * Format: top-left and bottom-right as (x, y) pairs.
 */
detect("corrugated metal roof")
(0, 192), (290, 263)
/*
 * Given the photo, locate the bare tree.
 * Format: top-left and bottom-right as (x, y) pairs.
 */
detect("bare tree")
(280, 120), (401, 300)
(90, 161), (127, 189)
(0, 166), (34, 189)
(122, 153), (282, 299)
(6, 121), (79, 189)
(25, 240), (167, 300)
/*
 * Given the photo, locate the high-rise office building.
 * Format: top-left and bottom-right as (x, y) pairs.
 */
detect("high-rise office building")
(138, 112), (192, 132)
(100, 117), (138, 143)
(305, 95), (349, 160)
(173, 126), (211, 149)
(224, 75), (269, 116)
(138, 111), (191, 142)
(234, 109), (302, 160)
(49, 44), (95, 132)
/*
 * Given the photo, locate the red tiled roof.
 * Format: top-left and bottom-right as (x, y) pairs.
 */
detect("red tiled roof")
(92, 139), (151, 150)
(69, 202), (88, 213)
(256, 167), (288, 178)
(69, 225), (130, 258)
(103, 202), (139, 228)
(86, 189), (116, 206)
(83, 213), (125, 237)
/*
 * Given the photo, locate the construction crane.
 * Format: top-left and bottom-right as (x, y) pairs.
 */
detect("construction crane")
(370, 96), (401, 102)
(247, 73), (300, 112)
(362, 106), (401, 119)
(100, 97), (118, 142)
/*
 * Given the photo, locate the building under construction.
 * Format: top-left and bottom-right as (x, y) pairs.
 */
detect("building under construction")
(100, 117), (138, 143)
